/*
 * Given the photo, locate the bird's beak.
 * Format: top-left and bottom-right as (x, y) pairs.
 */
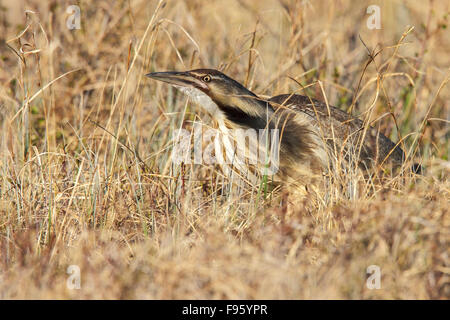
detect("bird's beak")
(145, 71), (207, 90)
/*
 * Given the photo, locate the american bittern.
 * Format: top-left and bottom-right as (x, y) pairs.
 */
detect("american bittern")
(146, 69), (408, 188)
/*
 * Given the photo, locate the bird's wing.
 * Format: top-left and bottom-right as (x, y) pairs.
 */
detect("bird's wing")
(269, 94), (361, 127)
(268, 94), (405, 167)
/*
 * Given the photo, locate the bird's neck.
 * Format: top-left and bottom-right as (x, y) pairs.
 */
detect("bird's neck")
(215, 94), (275, 131)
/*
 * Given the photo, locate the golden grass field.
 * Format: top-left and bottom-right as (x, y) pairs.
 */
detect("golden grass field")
(0, 0), (448, 299)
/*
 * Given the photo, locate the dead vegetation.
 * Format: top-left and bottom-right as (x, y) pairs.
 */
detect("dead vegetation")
(0, 0), (448, 299)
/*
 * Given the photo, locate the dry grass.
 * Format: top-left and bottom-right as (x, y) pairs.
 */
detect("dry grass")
(0, 0), (448, 299)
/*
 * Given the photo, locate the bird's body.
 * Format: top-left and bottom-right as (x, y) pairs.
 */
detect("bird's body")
(146, 69), (405, 188)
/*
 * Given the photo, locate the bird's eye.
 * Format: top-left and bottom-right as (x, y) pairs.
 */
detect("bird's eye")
(202, 75), (211, 82)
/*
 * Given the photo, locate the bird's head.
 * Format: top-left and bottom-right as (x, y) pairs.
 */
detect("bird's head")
(146, 69), (273, 129)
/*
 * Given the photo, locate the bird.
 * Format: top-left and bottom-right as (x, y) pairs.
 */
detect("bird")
(146, 68), (406, 189)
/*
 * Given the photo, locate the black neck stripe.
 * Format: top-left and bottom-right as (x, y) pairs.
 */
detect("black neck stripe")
(217, 103), (269, 130)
